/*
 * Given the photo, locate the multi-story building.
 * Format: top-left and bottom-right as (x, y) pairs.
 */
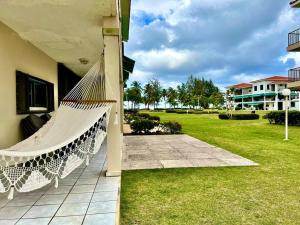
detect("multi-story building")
(227, 76), (299, 110)
(288, 1), (300, 91)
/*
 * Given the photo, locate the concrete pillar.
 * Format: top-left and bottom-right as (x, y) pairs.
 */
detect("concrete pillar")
(274, 84), (279, 110)
(298, 92), (300, 111)
(103, 17), (122, 177)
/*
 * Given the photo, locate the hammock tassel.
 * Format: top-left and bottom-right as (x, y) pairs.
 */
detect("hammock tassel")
(54, 176), (58, 188)
(114, 112), (118, 125)
(86, 155), (90, 166)
(8, 187), (14, 200)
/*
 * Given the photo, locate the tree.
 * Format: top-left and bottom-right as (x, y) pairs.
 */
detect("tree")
(209, 92), (224, 108)
(177, 83), (188, 108)
(162, 88), (168, 109)
(125, 81), (143, 109)
(150, 79), (162, 109)
(167, 87), (177, 108)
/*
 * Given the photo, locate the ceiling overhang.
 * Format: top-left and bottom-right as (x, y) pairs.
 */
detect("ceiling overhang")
(0, 0), (118, 76)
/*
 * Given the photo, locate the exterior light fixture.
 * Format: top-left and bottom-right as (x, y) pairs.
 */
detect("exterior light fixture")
(282, 89), (291, 141)
(79, 58), (89, 65)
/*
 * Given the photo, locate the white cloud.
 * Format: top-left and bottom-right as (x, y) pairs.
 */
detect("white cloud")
(280, 52), (300, 67)
(132, 48), (197, 71)
(128, 69), (154, 83)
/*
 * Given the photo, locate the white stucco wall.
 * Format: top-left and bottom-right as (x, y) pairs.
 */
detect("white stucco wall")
(0, 21), (58, 148)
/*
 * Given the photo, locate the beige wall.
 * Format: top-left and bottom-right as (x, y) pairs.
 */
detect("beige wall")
(0, 21), (58, 148)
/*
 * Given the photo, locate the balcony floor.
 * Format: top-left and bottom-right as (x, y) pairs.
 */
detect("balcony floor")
(0, 144), (120, 225)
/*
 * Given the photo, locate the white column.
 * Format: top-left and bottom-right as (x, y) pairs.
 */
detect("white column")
(274, 84), (279, 110)
(103, 17), (122, 177)
(241, 89), (244, 109)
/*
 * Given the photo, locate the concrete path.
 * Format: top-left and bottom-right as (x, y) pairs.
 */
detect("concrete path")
(0, 143), (120, 225)
(123, 135), (257, 170)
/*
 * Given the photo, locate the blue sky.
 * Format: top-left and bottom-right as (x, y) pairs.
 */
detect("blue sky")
(124, 0), (300, 90)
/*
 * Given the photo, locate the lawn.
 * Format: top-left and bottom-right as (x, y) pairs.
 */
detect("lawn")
(121, 112), (300, 225)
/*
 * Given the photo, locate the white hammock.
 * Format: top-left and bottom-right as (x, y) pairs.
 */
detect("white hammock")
(0, 60), (115, 199)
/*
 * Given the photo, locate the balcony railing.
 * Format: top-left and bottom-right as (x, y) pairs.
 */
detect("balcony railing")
(288, 67), (300, 82)
(290, 0), (300, 7)
(288, 28), (300, 47)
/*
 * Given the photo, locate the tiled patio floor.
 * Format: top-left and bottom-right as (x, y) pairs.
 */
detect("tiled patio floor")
(123, 135), (258, 170)
(0, 144), (120, 225)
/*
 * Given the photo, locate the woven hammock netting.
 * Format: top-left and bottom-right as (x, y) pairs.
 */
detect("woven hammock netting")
(0, 60), (114, 199)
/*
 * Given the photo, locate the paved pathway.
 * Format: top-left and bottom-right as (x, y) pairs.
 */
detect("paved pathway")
(0, 144), (120, 225)
(123, 135), (257, 170)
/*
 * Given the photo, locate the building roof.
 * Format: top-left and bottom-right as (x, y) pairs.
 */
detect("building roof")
(251, 76), (288, 83)
(227, 83), (252, 89)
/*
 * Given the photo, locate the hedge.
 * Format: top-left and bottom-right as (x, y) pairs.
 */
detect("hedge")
(264, 111), (300, 125)
(219, 113), (260, 120)
(166, 109), (219, 114)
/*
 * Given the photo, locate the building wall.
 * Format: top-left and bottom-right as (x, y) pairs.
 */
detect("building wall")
(0, 22), (58, 148)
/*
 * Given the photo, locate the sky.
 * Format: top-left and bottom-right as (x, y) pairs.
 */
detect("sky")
(124, 0), (300, 90)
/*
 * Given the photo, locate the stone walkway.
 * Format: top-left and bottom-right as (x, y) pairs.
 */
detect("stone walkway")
(123, 135), (257, 170)
(0, 144), (120, 225)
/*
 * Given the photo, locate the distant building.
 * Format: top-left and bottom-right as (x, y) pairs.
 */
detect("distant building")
(226, 76), (299, 110)
(288, 1), (300, 91)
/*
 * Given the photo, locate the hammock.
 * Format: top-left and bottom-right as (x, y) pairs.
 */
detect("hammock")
(0, 60), (116, 199)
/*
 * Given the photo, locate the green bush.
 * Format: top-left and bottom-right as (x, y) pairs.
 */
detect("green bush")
(130, 119), (157, 134)
(162, 121), (182, 134)
(165, 109), (177, 113)
(165, 109), (219, 114)
(219, 113), (259, 120)
(264, 111), (300, 125)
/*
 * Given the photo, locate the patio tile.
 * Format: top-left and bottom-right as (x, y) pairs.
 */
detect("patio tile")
(35, 194), (67, 206)
(47, 186), (73, 195)
(83, 213), (116, 225)
(23, 205), (60, 219)
(191, 158), (229, 167)
(7, 195), (41, 207)
(16, 217), (51, 225)
(56, 202), (89, 216)
(87, 201), (117, 214)
(124, 135), (257, 170)
(64, 193), (93, 204)
(76, 178), (98, 185)
(49, 216), (84, 225)
(0, 206), (30, 219)
(0, 219), (18, 225)
(71, 184), (95, 194)
(161, 160), (194, 168)
(91, 191), (118, 202)
(94, 183), (120, 192)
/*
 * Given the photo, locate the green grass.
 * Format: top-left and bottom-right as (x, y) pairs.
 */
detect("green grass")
(121, 112), (300, 225)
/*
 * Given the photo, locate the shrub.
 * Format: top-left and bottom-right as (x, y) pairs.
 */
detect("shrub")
(166, 109), (176, 113)
(165, 109), (219, 114)
(264, 111), (300, 125)
(130, 119), (157, 134)
(137, 113), (151, 119)
(162, 121), (182, 134)
(149, 115), (160, 121)
(219, 113), (259, 120)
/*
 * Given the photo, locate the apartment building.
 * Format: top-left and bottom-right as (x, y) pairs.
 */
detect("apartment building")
(227, 76), (300, 110)
(288, 0), (300, 90)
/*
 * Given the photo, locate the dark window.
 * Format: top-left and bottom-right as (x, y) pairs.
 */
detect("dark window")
(291, 102), (296, 107)
(58, 63), (81, 104)
(16, 71), (54, 114)
(254, 86), (257, 91)
(267, 85), (270, 90)
(260, 85), (264, 90)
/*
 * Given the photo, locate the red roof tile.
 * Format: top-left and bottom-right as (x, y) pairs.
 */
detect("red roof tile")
(228, 83), (252, 89)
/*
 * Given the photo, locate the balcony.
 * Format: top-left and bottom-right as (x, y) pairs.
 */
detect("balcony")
(287, 28), (300, 51)
(288, 67), (300, 90)
(290, 0), (300, 8)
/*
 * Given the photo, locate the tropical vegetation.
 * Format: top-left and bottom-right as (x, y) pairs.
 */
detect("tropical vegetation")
(124, 76), (224, 109)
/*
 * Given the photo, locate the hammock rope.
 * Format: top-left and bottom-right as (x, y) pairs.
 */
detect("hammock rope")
(0, 59), (115, 199)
